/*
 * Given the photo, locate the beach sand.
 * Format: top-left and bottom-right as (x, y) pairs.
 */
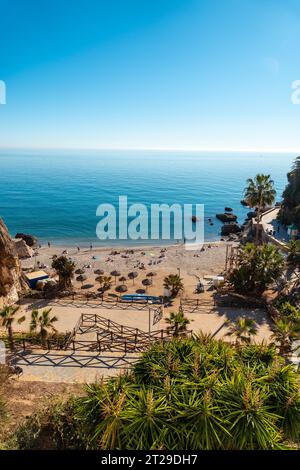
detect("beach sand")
(6, 240), (275, 383)
(21, 241), (234, 298)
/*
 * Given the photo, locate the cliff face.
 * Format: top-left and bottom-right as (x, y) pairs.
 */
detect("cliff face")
(0, 218), (27, 308)
(278, 156), (300, 225)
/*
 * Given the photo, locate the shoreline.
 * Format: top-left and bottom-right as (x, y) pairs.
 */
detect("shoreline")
(35, 239), (230, 253)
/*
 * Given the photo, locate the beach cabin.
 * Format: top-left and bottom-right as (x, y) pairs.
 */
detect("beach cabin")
(26, 270), (49, 289)
(287, 223), (299, 240)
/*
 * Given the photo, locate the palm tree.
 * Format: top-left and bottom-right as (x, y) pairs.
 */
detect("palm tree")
(52, 256), (75, 289)
(96, 275), (112, 293)
(244, 174), (276, 244)
(229, 243), (284, 294)
(165, 310), (190, 337)
(0, 305), (25, 351)
(163, 274), (184, 297)
(226, 317), (258, 345)
(271, 318), (300, 360)
(30, 308), (58, 348)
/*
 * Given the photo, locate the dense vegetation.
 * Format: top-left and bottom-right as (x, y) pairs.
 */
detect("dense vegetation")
(9, 335), (300, 450)
(279, 156), (300, 226)
(229, 243), (284, 294)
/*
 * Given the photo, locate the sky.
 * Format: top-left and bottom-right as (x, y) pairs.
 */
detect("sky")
(0, 0), (300, 151)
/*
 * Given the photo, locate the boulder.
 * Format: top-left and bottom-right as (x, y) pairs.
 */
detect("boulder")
(0, 219), (28, 307)
(216, 213), (237, 223)
(15, 233), (38, 247)
(221, 223), (242, 236)
(12, 238), (34, 259)
(240, 200), (248, 206)
(224, 207), (233, 212)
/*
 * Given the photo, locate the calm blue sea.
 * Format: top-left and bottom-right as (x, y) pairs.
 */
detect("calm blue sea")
(0, 149), (295, 246)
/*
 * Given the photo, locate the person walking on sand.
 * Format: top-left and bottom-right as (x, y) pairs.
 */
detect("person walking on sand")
(90, 244), (93, 251)
(48, 241), (51, 248)
(77, 246), (80, 252)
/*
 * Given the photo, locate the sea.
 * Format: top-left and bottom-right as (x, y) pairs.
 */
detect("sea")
(0, 149), (296, 247)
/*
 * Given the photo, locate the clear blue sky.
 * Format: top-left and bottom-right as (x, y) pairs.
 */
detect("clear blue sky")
(0, 0), (300, 151)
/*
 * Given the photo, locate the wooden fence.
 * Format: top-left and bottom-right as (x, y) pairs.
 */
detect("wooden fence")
(48, 293), (165, 311)
(14, 312), (192, 353)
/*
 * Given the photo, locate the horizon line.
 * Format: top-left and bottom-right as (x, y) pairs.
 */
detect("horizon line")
(0, 145), (298, 154)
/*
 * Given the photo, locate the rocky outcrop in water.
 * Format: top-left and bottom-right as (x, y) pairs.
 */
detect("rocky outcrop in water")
(221, 222), (242, 236)
(0, 219), (27, 308)
(15, 232), (38, 247)
(216, 213), (237, 223)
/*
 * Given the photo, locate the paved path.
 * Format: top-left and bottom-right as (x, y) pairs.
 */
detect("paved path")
(14, 349), (139, 383)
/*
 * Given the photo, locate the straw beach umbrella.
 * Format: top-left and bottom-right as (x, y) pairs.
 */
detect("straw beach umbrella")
(128, 271), (138, 285)
(119, 276), (127, 284)
(142, 278), (152, 292)
(76, 274), (87, 286)
(116, 284), (127, 293)
(147, 272), (157, 279)
(111, 270), (121, 284)
(94, 269), (104, 275)
(75, 268), (85, 275)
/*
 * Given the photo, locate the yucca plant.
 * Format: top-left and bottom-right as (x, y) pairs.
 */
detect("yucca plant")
(121, 387), (170, 450)
(14, 334), (300, 450)
(218, 373), (283, 449)
(172, 386), (230, 449)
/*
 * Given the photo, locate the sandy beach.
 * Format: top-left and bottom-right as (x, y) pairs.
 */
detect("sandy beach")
(21, 241), (234, 298)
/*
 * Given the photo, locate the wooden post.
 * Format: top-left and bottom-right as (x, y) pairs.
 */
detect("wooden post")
(72, 340), (75, 352)
(124, 340), (127, 354)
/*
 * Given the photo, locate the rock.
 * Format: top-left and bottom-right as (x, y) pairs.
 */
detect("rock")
(224, 207), (233, 212)
(247, 211), (256, 219)
(216, 213), (237, 223)
(221, 223), (242, 236)
(240, 200), (248, 206)
(15, 233), (38, 247)
(12, 238), (34, 259)
(0, 218), (28, 307)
